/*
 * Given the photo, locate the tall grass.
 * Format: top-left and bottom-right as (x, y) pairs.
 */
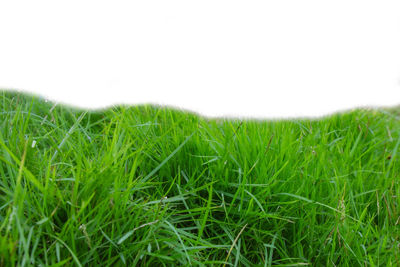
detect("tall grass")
(0, 91), (399, 266)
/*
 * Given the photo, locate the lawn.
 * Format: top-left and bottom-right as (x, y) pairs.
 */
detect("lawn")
(0, 91), (399, 266)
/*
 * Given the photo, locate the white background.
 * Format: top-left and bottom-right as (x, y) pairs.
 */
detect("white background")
(1, 0), (400, 118)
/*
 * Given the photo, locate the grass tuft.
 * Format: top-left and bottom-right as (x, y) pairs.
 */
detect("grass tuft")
(0, 91), (399, 266)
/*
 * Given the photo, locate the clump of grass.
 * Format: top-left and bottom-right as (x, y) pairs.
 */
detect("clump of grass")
(0, 91), (399, 266)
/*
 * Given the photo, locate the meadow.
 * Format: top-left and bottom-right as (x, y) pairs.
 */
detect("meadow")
(0, 91), (399, 266)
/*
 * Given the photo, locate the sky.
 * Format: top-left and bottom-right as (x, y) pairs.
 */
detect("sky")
(1, 0), (400, 118)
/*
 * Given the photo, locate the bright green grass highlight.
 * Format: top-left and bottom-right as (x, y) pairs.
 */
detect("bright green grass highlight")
(0, 91), (399, 266)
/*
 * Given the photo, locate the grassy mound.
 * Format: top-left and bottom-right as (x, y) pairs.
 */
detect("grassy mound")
(0, 91), (399, 266)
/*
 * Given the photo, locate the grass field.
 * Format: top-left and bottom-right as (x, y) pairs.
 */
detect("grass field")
(0, 91), (399, 266)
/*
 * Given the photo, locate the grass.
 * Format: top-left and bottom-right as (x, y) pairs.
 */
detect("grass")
(0, 90), (399, 266)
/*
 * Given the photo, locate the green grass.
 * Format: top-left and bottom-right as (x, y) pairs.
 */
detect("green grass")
(0, 91), (399, 266)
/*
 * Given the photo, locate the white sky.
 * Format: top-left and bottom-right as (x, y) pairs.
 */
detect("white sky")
(1, 0), (400, 118)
